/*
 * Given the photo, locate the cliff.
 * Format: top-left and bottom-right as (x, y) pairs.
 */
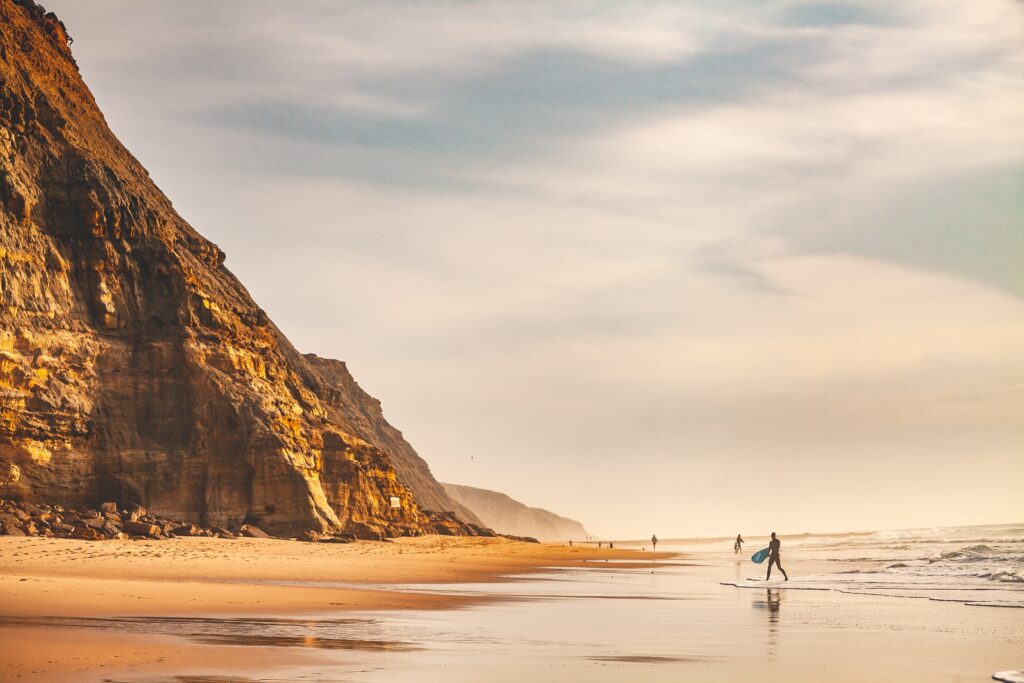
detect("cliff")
(0, 0), (478, 537)
(443, 483), (588, 541)
(301, 355), (482, 527)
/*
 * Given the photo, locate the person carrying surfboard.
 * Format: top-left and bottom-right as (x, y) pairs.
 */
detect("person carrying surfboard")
(734, 534), (744, 553)
(766, 532), (788, 581)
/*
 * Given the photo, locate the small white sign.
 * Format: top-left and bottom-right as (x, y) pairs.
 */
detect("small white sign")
(389, 496), (401, 508)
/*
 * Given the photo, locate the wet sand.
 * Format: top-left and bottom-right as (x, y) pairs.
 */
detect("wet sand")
(1, 535), (1021, 682)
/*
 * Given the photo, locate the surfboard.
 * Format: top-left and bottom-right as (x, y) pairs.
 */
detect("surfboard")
(751, 547), (770, 564)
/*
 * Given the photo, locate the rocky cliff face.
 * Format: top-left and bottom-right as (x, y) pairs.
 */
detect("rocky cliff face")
(302, 355), (483, 527)
(0, 0), (478, 537)
(443, 483), (588, 541)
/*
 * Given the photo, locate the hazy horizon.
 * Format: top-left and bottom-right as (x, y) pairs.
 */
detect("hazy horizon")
(45, 0), (1024, 538)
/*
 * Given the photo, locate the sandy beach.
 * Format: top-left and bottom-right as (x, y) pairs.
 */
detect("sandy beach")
(2, 532), (1022, 682)
(0, 535), (670, 681)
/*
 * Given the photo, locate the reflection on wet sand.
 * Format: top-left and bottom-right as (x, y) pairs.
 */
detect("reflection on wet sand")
(753, 587), (784, 656)
(0, 615), (418, 651)
(589, 655), (705, 664)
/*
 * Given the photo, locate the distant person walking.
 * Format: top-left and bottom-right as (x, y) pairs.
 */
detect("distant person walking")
(766, 532), (788, 581)
(651, 534), (658, 551)
(734, 534), (744, 553)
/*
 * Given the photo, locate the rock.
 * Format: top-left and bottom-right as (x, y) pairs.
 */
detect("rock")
(82, 516), (105, 529)
(0, 512), (24, 529)
(347, 521), (384, 541)
(71, 525), (102, 540)
(499, 534), (541, 544)
(171, 524), (201, 537)
(298, 530), (321, 543)
(209, 525), (235, 539)
(1, 523), (25, 536)
(99, 502), (118, 514)
(126, 506), (146, 522)
(239, 524), (270, 539)
(121, 521), (160, 537)
(320, 534), (354, 544)
(51, 522), (74, 535)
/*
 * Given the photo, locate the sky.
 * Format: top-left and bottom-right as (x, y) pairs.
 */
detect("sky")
(46, 0), (1023, 539)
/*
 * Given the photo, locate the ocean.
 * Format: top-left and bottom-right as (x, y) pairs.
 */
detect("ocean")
(717, 522), (1024, 607)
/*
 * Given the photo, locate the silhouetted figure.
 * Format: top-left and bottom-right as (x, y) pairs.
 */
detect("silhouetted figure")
(569, 540), (573, 547)
(651, 534), (658, 550)
(766, 532), (788, 581)
(609, 541), (614, 549)
(734, 534), (744, 553)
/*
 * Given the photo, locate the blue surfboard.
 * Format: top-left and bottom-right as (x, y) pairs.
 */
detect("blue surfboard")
(751, 547), (770, 564)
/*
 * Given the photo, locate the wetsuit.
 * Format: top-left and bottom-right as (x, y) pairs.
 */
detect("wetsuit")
(766, 537), (788, 581)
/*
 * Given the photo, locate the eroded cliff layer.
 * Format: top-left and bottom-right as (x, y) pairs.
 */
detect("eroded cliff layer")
(0, 0), (476, 536)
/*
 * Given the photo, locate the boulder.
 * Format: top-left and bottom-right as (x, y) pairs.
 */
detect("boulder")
(121, 521), (160, 537)
(347, 521), (384, 541)
(298, 530), (321, 543)
(172, 524), (202, 537)
(320, 534), (354, 544)
(71, 525), (102, 540)
(99, 502), (118, 514)
(239, 524), (270, 539)
(1, 523), (25, 536)
(0, 512), (24, 529)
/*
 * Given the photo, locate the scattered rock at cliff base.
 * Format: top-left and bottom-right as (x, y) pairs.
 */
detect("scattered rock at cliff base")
(0, 499), (521, 546)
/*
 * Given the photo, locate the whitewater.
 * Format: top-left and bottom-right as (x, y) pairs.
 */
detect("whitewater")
(718, 522), (1024, 607)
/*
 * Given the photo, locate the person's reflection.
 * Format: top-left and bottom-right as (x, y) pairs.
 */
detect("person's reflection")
(753, 587), (783, 656)
(766, 587), (781, 624)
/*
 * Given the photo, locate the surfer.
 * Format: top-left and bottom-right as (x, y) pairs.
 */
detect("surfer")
(651, 534), (658, 551)
(766, 532), (788, 581)
(734, 534), (744, 553)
